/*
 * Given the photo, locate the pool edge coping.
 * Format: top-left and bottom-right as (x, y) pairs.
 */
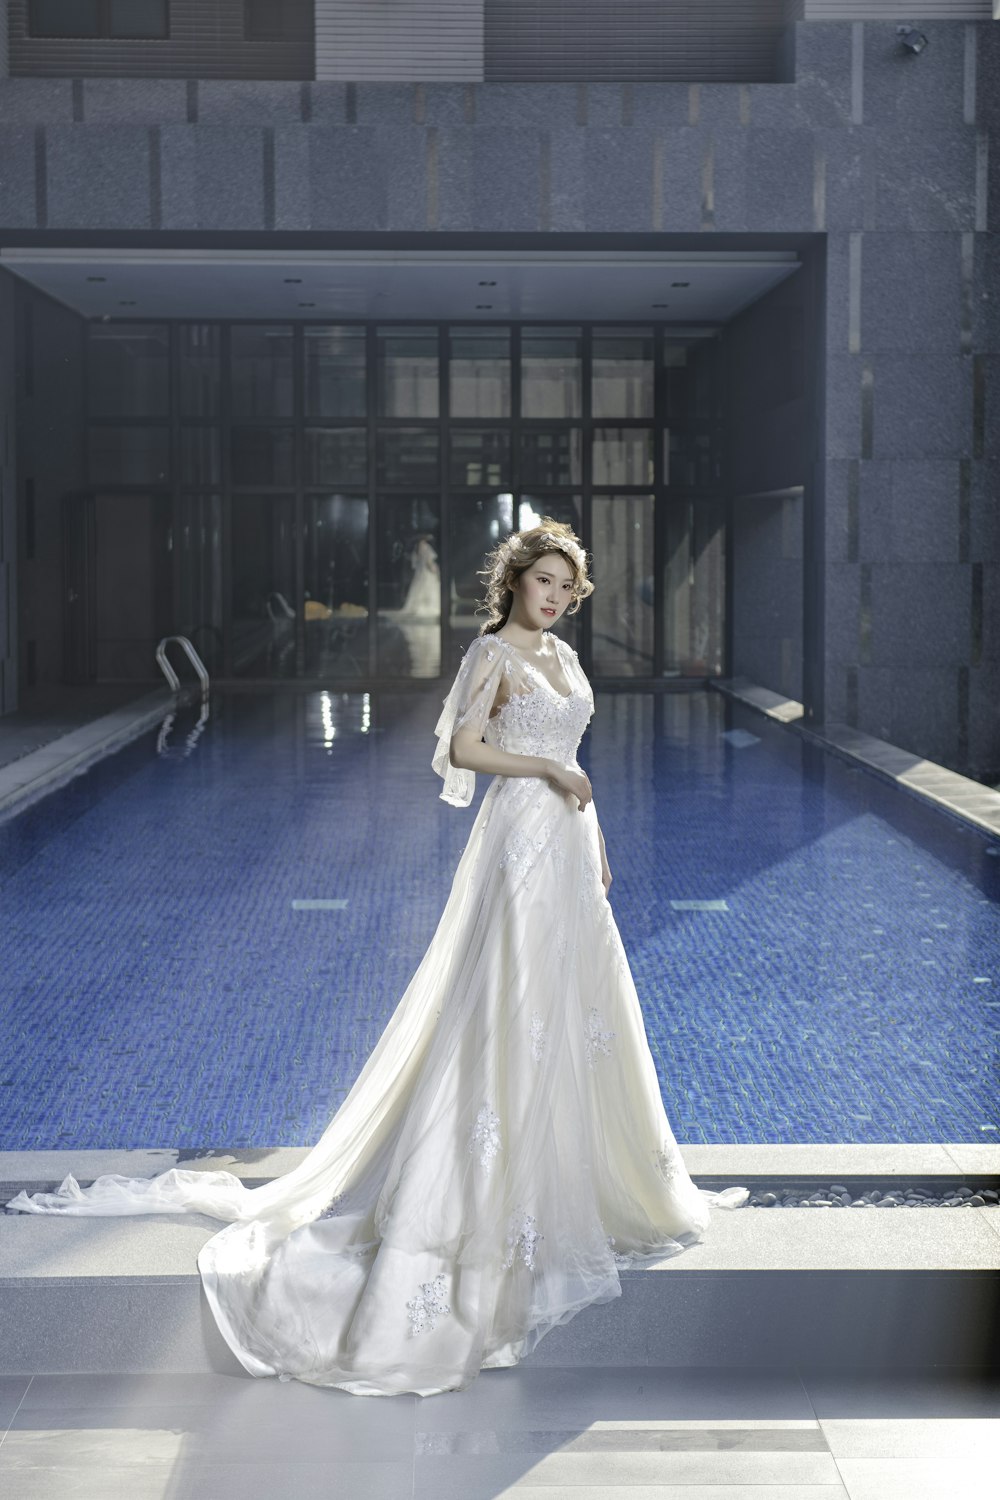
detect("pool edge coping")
(0, 688), (177, 821)
(711, 677), (1000, 841)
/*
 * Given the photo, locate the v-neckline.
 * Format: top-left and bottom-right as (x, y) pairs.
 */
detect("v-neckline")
(493, 634), (574, 700)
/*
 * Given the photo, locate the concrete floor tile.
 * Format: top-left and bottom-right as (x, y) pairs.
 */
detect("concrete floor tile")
(821, 1416), (1000, 1457)
(413, 1448), (844, 1494)
(835, 1455), (997, 1500)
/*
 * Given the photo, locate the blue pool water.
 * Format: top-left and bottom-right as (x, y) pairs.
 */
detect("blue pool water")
(1, 687), (998, 1149)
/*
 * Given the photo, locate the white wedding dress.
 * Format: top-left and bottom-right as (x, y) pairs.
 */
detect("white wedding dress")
(7, 632), (747, 1397)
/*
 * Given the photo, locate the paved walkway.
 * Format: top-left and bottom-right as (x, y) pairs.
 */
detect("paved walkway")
(0, 1365), (997, 1498)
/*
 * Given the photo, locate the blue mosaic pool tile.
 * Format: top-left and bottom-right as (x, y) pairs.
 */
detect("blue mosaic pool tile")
(0, 687), (997, 1149)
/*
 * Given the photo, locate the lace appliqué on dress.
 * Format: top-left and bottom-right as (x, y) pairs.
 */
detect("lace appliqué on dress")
(654, 1143), (683, 1187)
(502, 1210), (543, 1272)
(316, 1192), (346, 1220)
(584, 1008), (616, 1068)
(529, 1012), (547, 1063)
(606, 1234), (633, 1269)
(469, 1105), (502, 1172)
(406, 1273), (450, 1336)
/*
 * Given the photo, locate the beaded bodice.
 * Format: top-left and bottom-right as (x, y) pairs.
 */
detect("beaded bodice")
(482, 639), (593, 766)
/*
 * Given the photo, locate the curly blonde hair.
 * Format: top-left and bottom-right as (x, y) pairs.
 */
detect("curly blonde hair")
(477, 518), (595, 635)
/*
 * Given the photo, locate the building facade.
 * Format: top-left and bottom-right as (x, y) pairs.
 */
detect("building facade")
(0, 1), (997, 780)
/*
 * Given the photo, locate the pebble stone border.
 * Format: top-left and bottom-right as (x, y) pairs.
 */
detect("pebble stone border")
(745, 1183), (1000, 1208)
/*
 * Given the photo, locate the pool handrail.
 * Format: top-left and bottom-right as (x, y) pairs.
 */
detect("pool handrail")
(156, 635), (210, 699)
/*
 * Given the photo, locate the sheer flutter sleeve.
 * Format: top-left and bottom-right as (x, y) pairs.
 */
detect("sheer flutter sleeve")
(432, 635), (508, 807)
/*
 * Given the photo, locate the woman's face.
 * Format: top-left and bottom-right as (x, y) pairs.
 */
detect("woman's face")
(512, 552), (576, 629)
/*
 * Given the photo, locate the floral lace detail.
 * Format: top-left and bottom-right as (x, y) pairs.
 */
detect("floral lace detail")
(469, 1104), (502, 1172)
(606, 1234), (633, 1269)
(584, 1007), (616, 1068)
(498, 815), (566, 887)
(529, 1012), (548, 1063)
(406, 1272), (450, 1336)
(654, 1143), (683, 1186)
(502, 1209), (543, 1271)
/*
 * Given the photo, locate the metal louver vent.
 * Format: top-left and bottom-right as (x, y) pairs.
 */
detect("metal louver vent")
(485, 0), (789, 83)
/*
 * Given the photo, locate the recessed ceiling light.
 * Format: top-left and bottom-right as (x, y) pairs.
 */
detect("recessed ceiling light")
(298, 302), (315, 308)
(284, 277), (302, 283)
(476, 304), (493, 310)
(652, 303), (670, 308)
(478, 280), (497, 287)
(118, 300), (136, 306)
(86, 276), (106, 282)
(671, 281), (690, 288)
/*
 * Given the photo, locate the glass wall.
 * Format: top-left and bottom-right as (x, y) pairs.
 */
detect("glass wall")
(81, 320), (726, 683)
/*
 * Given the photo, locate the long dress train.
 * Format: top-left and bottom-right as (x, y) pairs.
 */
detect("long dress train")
(7, 632), (748, 1396)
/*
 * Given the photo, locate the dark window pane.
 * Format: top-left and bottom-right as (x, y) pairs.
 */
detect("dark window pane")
(449, 429), (509, 489)
(449, 328), (510, 418)
(304, 495), (370, 677)
(180, 428), (221, 486)
(376, 428), (439, 487)
(88, 426), (169, 485)
(29, 1), (100, 37)
(521, 327), (581, 418)
(179, 325), (220, 419)
(592, 329), (654, 418)
(174, 494), (223, 672)
(244, 0), (284, 40)
(591, 495), (654, 677)
(304, 428), (368, 487)
(519, 428), (581, 488)
(304, 327), (367, 419)
(231, 496), (297, 680)
(231, 325), (294, 419)
(88, 325), (169, 418)
(377, 327), (439, 418)
(231, 427), (295, 486)
(109, 0), (168, 38)
(376, 497), (441, 678)
(592, 428), (654, 486)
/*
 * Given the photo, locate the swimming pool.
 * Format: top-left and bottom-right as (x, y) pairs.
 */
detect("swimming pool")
(1, 686), (997, 1149)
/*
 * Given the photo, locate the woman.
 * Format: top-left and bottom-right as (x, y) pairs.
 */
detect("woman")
(8, 519), (747, 1397)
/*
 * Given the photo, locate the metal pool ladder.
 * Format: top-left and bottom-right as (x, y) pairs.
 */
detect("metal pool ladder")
(156, 635), (210, 698)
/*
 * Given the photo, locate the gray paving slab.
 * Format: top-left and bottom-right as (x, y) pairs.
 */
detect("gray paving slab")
(799, 1369), (1000, 1419)
(410, 1447), (845, 1494)
(0, 1375), (30, 1433)
(418, 1366), (817, 1430)
(834, 1455), (995, 1500)
(6, 1394), (414, 1462)
(0, 1457), (414, 1500)
(819, 1416), (1000, 1458)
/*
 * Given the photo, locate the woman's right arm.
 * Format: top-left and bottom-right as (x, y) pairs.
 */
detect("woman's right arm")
(450, 726), (592, 810)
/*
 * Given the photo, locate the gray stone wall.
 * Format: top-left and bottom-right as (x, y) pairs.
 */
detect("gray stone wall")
(0, 269), (16, 712)
(13, 281), (87, 692)
(0, 19), (996, 774)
